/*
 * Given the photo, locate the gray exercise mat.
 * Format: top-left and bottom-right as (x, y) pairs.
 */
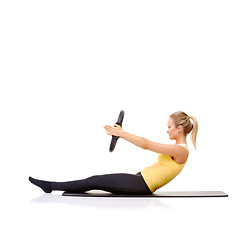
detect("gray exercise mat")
(62, 191), (228, 198)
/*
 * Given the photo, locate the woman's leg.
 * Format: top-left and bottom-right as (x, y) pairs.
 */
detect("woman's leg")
(29, 173), (152, 195)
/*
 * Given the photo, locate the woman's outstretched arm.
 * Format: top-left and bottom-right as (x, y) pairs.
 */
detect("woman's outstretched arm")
(104, 124), (188, 162)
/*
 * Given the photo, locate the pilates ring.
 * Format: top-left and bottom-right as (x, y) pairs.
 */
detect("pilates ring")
(109, 110), (125, 152)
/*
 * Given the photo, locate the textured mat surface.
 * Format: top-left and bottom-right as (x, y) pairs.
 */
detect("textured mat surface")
(62, 191), (228, 198)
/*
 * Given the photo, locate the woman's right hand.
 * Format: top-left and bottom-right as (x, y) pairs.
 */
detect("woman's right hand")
(104, 124), (124, 137)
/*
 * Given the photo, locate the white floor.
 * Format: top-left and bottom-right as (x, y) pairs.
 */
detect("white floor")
(2, 186), (239, 240)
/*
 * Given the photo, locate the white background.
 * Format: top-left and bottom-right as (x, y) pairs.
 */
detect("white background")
(1, 1), (239, 239)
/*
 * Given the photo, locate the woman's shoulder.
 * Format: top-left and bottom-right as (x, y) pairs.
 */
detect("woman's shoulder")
(173, 144), (189, 164)
(177, 143), (189, 152)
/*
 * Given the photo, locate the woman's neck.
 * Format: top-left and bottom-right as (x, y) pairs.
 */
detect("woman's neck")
(175, 135), (187, 145)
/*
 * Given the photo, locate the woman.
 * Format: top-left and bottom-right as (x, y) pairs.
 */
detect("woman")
(29, 111), (198, 195)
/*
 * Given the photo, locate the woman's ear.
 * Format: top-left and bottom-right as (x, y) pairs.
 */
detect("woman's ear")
(177, 125), (183, 133)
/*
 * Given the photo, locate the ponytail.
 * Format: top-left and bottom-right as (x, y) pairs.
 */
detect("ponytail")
(190, 116), (198, 149)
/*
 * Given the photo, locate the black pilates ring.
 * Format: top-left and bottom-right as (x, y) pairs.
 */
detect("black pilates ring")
(109, 110), (125, 152)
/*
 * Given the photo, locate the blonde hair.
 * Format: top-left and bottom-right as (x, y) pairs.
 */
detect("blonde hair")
(170, 111), (198, 149)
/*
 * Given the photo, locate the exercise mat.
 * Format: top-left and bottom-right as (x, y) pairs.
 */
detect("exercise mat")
(62, 191), (228, 198)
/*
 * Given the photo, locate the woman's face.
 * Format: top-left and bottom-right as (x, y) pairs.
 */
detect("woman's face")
(167, 118), (179, 140)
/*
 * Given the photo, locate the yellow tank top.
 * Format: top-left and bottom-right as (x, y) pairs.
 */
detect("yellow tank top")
(141, 144), (189, 193)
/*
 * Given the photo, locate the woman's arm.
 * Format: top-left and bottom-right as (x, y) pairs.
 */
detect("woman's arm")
(122, 131), (186, 158)
(104, 124), (188, 162)
(121, 131), (149, 150)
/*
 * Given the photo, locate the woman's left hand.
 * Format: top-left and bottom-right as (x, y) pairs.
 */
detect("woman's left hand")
(104, 124), (124, 137)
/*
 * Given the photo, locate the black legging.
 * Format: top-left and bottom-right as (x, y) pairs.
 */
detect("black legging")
(52, 172), (152, 195)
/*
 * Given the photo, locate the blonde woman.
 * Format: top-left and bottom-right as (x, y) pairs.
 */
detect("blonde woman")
(29, 111), (198, 195)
